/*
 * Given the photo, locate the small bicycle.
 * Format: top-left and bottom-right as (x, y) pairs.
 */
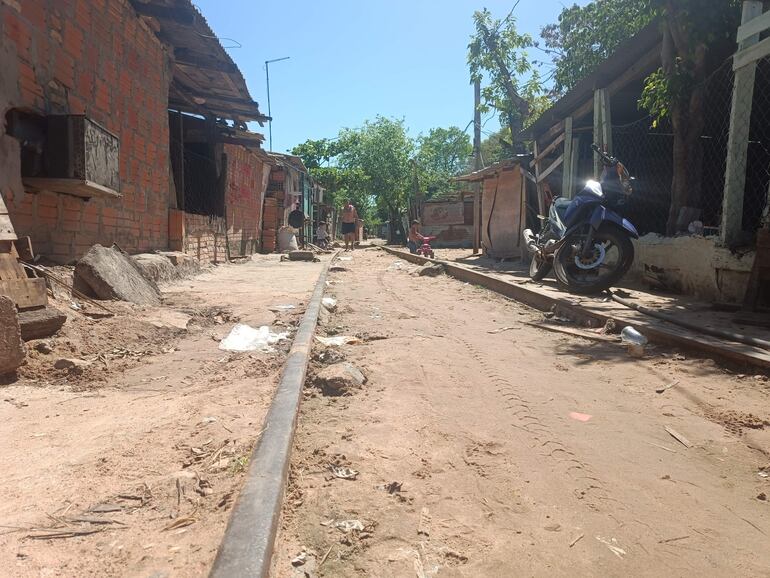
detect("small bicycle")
(416, 236), (436, 259)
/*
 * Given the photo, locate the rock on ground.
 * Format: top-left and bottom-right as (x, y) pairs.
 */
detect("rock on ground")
(74, 244), (161, 306)
(17, 306), (67, 340)
(418, 263), (445, 277)
(314, 361), (366, 394)
(0, 296), (25, 375)
(287, 250), (315, 262)
(133, 252), (202, 283)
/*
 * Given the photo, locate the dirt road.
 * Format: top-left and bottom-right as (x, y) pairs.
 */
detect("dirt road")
(1, 255), (327, 578)
(274, 249), (770, 577)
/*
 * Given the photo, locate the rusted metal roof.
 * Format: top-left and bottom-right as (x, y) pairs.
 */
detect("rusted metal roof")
(130, 0), (267, 124)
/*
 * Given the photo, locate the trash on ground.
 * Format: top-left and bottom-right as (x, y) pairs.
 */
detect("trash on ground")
(338, 256), (353, 262)
(596, 536), (626, 558)
(382, 481), (402, 494)
(418, 263), (444, 277)
(315, 362), (366, 394)
(269, 304), (296, 312)
(664, 425), (692, 448)
(322, 297), (338, 311)
(334, 519), (364, 533)
(488, 326), (517, 334)
(621, 326), (647, 357)
(315, 335), (360, 347)
(656, 380), (679, 394)
(569, 533), (585, 548)
(291, 552), (307, 567)
(759, 467), (769, 479)
(218, 323), (289, 352)
(329, 464), (359, 480)
(388, 260), (405, 270)
(569, 412), (592, 422)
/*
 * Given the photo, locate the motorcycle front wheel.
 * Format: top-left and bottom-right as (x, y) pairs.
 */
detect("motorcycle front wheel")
(553, 225), (634, 294)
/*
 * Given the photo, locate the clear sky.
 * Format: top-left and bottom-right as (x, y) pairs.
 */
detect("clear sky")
(194, 1), (587, 154)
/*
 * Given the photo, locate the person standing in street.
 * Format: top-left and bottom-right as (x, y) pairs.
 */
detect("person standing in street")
(288, 203), (308, 248)
(341, 200), (358, 251)
(408, 219), (424, 254)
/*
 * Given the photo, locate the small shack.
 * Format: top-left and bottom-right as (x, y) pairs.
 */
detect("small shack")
(419, 192), (474, 248)
(455, 159), (536, 260)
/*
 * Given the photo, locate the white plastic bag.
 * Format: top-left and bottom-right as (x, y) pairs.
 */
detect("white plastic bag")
(219, 323), (289, 352)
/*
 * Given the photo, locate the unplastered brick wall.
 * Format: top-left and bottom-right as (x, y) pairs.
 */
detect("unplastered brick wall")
(0, 0), (171, 263)
(224, 143), (270, 257)
(184, 212), (227, 264)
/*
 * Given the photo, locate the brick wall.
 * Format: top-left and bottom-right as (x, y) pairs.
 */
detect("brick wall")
(224, 143), (269, 257)
(183, 212), (227, 264)
(0, 0), (171, 263)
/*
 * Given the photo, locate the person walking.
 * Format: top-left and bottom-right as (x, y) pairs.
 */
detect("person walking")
(288, 203), (308, 248)
(341, 200), (358, 251)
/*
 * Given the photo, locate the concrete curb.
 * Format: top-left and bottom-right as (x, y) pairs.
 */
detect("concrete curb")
(382, 246), (770, 369)
(209, 255), (334, 578)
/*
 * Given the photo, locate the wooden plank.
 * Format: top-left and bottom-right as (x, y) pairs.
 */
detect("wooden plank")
(537, 120), (565, 149)
(529, 133), (566, 168)
(0, 277), (47, 309)
(733, 35), (770, 70)
(736, 7), (770, 44)
(0, 253), (25, 280)
(562, 117), (574, 198)
(532, 141), (545, 216)
(523, 320), (619, 343)
(537, 154), (564, 183)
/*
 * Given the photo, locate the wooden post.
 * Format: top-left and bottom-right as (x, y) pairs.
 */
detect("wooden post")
(722, 0), (764, 246)
(533, 140), (545, 216)
(562, 116), (574, 198)
(473, 79), (482, 254)
(593, 88), (612, 177)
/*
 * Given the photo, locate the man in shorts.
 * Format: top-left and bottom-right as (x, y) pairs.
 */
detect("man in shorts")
(341, 200), (358, 251)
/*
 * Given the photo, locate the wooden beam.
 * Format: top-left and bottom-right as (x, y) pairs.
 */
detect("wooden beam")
(173, 48), (239, 74)
(537, 154), (564, 183)
(737, 9), (770, 43)
(533, 141), (545, 216)
(537, 120), (565, 148)
(733, 35), (770, 70)
(0, 278), (47, 309)
(562, 117), (574, 198)
(530, 133), (566, 168)
(722, 1), (764, 245)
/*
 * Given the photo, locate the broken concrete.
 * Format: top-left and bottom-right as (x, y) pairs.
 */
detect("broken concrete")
(0, 295), (25, 375)
(418, 263), (445, 277)
(74, 244), (161, 306)
(314, 361), (366, 394)
(17, 306), (67, 341)
(287, 251), (315, 262)
(132, 253), (178, 284)
(53, 358), (92, 372)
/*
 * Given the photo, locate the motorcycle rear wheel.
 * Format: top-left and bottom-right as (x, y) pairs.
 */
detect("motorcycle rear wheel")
(553, 225), (634, 294)
(529, 253), (551, 281)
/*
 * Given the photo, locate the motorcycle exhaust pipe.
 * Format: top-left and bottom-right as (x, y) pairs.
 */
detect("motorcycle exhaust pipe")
(523, 229), (539, 254)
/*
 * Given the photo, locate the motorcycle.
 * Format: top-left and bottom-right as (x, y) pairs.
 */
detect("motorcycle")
(522, 144), (638, 294)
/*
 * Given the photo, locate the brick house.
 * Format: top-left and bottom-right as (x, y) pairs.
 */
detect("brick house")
(0, 0), (271, 264)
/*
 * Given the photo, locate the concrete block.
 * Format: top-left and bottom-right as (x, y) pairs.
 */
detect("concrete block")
(0, 296), (25, 375)
(74, 244), (160, 305)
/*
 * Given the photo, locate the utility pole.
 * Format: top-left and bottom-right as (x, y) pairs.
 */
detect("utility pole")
(264, 56), (290, 151)
(473, 78), (482, 255)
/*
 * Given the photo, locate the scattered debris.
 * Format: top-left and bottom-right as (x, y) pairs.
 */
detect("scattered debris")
(758, 493), (767, 501)
(569, 412), (592, 422)
(417, 507), (430, 536)
(388, 260), (405, 270)
(620, 326), (647, 357)
(656, 380), (679, 394)
(329, 464), (359, 480)
(291, 552), (307, 566)
(33, 341), (53, 354)
(73, 244), (161, 306)
(314, 335), (360, 347)
(646, 441), (677, 453)
(418, 263), (444, 277)
(269, 305), (296, 312)
(334, 519), (364, 532)
(383, 481), (403, 494)
(88, 503), (123, 513)
(487, 326), (517, 334)
(17, 306), (68, 341)
(322, 297), (338, 312)
(659, 535), (690, 544)
(569, 533), (585, 548)
(218, 323), (289, 352)
(314, 362), (366, 394)
(53, 358), (92, 372)
(544, 523), (562, 532)
(338, 256), (353, 262)
(287, 250), (315, 262)
(596, 536), (626, 558)
(664, 426), (692, 448)
(319, 545), (334, 567)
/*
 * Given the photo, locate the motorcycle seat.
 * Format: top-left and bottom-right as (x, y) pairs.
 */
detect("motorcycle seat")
(550, 197), (571, 230)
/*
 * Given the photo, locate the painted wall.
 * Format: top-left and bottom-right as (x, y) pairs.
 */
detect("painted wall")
(628, 234), (754, 303)
(1, 0), (172, 263)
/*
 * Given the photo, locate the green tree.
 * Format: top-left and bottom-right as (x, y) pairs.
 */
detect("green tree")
(541, 0), (654, 96)
(416, 126), (473, 196)
(638, 0), (741, 234)
(338, 117), (414, 242)
(479, 127), (509, 165)
(468, 8), (545, 153)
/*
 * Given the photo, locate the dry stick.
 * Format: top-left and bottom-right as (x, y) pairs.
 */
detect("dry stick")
(646, 441), (677, 453)
(21, 261), (114, 314)
(569, 533), (585, 548)
(659, 535), (690, 544)
(319, 545), (334, 566)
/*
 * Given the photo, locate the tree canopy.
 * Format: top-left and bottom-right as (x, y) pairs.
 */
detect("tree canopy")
(415, 126), (472, 196)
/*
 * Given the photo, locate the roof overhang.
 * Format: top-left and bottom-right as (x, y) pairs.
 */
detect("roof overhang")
(454, 157), (528, 182)
(130, 0), (268, 125)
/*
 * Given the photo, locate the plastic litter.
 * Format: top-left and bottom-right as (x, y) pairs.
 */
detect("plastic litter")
(334, 520), (364, 532)
(218, 323), (289, 352)
(322, 297), (337, 311)
(329, 465), (359, 480)
(269, 304), (296, 311)
(315, 335), (360, 347)
(388, 260), (405, 270)
(569, 412), (592, 422)
(620, 326), (647, 357)
(338, 256), (353, 262)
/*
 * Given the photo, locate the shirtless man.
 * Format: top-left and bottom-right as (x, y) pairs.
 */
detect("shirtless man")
(341, 200), (358, 251)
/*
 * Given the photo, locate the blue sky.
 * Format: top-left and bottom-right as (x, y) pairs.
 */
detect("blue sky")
(194, 1), (588, 153)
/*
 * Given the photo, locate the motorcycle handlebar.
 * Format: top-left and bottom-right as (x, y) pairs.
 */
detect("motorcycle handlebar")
(591, 143), (616, 166)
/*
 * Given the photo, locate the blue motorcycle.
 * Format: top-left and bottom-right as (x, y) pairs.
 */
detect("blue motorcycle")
(523, 144), (638, 294)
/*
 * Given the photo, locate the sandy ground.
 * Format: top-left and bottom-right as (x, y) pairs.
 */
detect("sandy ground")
(0, 254), (327, 578)
(273, 249), (770, 577)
